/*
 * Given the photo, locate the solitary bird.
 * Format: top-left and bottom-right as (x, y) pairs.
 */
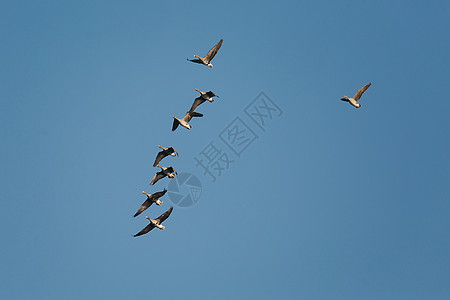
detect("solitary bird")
(188, 89), (219, 113)
(153, 145), (179, 167)
(134, 207), (173, 237)
(150, 165), (177, 185)
(172, 111), (203, 131)
(133, 189), (167, 217)
(187, 39), (223, 68)
(341, 83), (371, 108)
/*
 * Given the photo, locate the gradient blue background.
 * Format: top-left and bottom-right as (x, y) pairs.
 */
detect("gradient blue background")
(1, 1), (449, 299)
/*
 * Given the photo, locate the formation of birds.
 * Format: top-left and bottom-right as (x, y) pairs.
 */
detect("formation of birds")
(133, 38), (371, 237)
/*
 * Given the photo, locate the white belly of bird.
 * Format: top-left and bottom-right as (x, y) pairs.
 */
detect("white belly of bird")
(180, 121), (190, 129)
(349, 98), (360, 108)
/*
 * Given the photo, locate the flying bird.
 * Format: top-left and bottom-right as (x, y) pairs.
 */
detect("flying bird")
(133, 189), (167, 217)
(153, 145), (179, 167)
(187, 39), (223, 68)
(134, 207), (173, 237)
(150, 165), (177, 185)
(188, 89), (219, 113)
(172, 111), (203, 131)
(341, 83), (371, 108)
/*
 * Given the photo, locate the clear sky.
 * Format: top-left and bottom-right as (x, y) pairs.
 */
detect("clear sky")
(1, 0), (449, 299)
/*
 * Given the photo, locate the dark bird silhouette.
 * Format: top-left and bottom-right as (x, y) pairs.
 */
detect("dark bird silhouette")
(187, 39), (223, 68)
(134, 207), (173, 237)
(133, 189), (167, 217)
(153, 145), (179, 167)
(188, 88), (219, 113)
(150, 165), (177, 185)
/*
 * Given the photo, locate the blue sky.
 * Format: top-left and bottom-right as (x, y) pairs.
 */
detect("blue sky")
(1, 0), (449, 299)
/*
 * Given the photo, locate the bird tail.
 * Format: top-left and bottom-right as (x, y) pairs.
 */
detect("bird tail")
(172, 118), (180, 131)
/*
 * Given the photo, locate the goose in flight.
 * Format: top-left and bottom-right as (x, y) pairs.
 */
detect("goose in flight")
(153, 145), (179, 167)
(134, 207), (173, 237)
(341, 83), (371, 108)
(133, 189), (167, 217)
(187, 39), (223, 68)
(188, 89), (219, 113)
(150, 165), (177, 185)
(172, 111), (203, 131)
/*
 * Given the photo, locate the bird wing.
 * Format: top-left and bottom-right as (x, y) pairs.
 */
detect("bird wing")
(172, 118), (180, 131)
(156, 207), (173, 223)
(353, 83), (371, 101)
(205, 91), (217, 98)
(166, 167), (176, 174)
(134, 223), (156, 237)
(204, 39), (223, 63)
(183, 111), (203, 123)
(168, 147), (178, 157)
(150, 171), (165, 185)
(133, 198), (153, 217)
(153, 189), (167, 198)
(153, 151), (167, 167)
(167, 147), (179, 157)
(190, 112), (203, 118)
(189, 97), (206, 113)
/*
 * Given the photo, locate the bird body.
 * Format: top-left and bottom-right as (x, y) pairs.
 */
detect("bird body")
(172, 111), (203, 131)
(133, 189), (167, 217)
(153, 146), (178, 167)
(134, 207), (173, 237)
(341, 83), (371, 108)
(150, 165), (177, 185)
(187, 39), (223, 68)
(188, 89), (219, 113)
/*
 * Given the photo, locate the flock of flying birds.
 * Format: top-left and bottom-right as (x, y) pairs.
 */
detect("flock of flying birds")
(132, 39), (223, 237)
(132, 38), (372, 237)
